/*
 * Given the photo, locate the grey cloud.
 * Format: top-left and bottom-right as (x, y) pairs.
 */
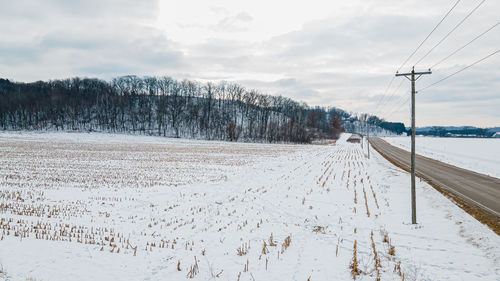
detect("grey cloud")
(211, 12), (253, 32)
(79, 63), (136, 76)
(0, 0), (183, 80)
(267, 14), (426, 64)
(210, 6), (229, 15)
(40, 36), (97, 51)
(0, 45), (41, 65)
(235, 12), (253, 22)
(1, 0), (499, 126)
(237, 78), (323, 102)
(277, 78), (297, 87)
(44, 0), (157, 19)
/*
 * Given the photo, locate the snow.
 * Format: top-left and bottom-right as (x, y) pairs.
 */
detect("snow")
(0, 132), (499, 281)
(383, 136), (500, 179)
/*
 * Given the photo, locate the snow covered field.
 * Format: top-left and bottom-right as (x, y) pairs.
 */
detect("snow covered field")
(383, 136), (500, 179)
(0, 132), (499, 281)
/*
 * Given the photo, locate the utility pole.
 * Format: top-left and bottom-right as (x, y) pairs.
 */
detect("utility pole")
(367, 123), (370, 159)
(361, 125), (364, 149)
(395, 66), (431, 224)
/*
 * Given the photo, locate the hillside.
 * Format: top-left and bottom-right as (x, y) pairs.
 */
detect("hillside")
(0, 76), (401, 143)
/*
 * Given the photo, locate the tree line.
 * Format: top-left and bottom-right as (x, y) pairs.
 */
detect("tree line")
(416, 126), (492, 138)
(0, 76), (351, 143)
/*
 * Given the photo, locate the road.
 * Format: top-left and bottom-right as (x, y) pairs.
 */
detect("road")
(370, 137), (500, 218)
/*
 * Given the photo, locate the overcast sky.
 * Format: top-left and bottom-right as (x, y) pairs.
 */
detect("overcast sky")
(1, 0), (499, 127)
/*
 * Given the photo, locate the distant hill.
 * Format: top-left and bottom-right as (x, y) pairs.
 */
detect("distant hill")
(408, 126), (498, 138)
(415, 126), (477, 132)
(487, 127), (500, 133)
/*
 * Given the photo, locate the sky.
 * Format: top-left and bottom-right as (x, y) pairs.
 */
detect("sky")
(1, 0), (499, 127)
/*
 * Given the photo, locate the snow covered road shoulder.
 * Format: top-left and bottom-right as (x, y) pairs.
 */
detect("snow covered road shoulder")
(0, 132), (499, 280)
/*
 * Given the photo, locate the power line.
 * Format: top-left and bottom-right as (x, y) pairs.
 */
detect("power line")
(376, 0), (461, 118)
(380, 81), (411, 120)
(414, 0), (487, 67)
(384, 93), (410, 121)
(431, 21), (500, 69)
(381, 70), (431, 118)
(377, 79), (405, 115)
(381, 66), (432, 118)
(373, 75), (396, 115)
(419, 48), (500, 92)
(397, 0), (462, 72)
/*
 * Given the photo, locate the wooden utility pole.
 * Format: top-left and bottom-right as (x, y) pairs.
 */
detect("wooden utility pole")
(367, 123), (370, 159)
(395, 67), (431, 224)
(361, 127), (363, 149)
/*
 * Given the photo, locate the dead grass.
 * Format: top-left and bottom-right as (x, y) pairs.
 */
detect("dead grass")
(370, 185), (380, 209)
(281, 235), (291, 254)
(370, 231), (381, 281)
(393, 261), (405, 280)
(362, 187), (370, 217)
(268, 233), (277, 247)
(350, 240), (362, 280)
(186, 256), (199, 278)
(243, 259), (249, 272)
(261, 241), (269, 255)
(237, 242), (249, 256)
(313, 226), (326, 234)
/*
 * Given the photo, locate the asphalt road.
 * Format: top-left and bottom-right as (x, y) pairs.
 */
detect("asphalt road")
(370, 137), (500, 217)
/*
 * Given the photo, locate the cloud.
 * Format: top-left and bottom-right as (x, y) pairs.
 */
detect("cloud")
(0, 0), (182, 80)
(0, 46), (41, 65)
(1, 0), (499, 126)
(211, 12), (254, 32)
(235, 12), (253, 22)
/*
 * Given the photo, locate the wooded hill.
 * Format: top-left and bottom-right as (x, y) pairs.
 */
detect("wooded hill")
(0, 76), (399, 143)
